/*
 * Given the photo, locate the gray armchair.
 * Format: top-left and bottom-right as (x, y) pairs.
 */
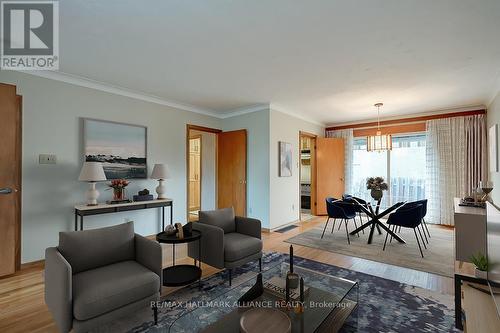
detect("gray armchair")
(45, 222), (162, 333)
(188, 207), (262, 285)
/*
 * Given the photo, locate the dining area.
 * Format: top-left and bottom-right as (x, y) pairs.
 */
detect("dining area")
(320, 191), (431, 258)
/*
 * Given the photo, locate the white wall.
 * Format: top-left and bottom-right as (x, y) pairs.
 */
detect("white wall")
(222, 109), (271, 228)
(269, 109), (324, 229)
(0, 71), (220, 263)
(488, 91), (500, 204)
(190, 130), (216, 211)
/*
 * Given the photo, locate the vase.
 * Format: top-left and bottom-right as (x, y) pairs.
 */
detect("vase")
(475, 267), (487, 280)
(113, 188), (125, 201)
(370, 189), (383, 201)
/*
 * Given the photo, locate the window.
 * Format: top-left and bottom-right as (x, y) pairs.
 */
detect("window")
(351, 134), (426, 205)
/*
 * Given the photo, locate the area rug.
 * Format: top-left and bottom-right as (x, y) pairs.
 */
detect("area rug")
(89, 252), (459, 333)
(285, 223), (454, 277)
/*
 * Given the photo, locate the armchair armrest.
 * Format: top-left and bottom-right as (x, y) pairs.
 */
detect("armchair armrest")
(135, 234), (162, 286)
(235, 216), (261, 239)
(188, 222), (225, 269)
(45, 247), (72, 333)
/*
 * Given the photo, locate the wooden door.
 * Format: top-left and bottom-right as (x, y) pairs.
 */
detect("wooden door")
(189, 137), (201, 211)
(0, 84), (22, 277)
(316, 138), (344, 215)
(218, 130), (247, 216)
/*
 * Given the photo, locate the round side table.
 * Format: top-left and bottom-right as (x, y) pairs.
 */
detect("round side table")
(156, 229), (202, 288)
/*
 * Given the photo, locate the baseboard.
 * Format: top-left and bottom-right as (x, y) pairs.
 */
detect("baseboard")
(20, 259), (45, 270)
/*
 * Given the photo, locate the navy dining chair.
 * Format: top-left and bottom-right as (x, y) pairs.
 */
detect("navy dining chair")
(322, 197), (358, 244)
(383, 204), (426, 258)
(396, 199), (430, 243)
(343, 194), (367, 234)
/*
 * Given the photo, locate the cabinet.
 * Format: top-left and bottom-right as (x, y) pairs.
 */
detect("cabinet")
(454, 198), (486, 263)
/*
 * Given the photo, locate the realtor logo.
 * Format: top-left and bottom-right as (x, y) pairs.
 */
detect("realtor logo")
(1, 0), (59, 70)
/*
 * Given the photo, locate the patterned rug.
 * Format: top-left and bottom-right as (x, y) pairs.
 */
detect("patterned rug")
(92, 252), (459, 333)
(285, 223), (454, 277)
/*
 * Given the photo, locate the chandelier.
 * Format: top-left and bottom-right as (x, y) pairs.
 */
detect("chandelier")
(366, 103), (392, 152)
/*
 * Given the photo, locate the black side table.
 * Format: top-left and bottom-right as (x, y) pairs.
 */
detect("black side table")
(156, 230), (202, 289)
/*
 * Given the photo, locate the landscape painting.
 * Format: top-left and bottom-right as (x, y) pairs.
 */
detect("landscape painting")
(279, 141), (292, 177)
(83, 119), (147, 179)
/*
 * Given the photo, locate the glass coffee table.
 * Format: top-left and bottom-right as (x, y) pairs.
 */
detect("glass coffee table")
(169, 262), (358, 333)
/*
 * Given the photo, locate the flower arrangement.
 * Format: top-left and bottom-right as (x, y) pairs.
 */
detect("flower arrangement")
(108, 179), (130, 201)
(366, 177), (388, 191)
(366, 177), (388, 201)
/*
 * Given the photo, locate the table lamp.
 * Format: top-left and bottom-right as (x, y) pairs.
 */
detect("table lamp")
(78, 162), (107, 206)
(150, 164), (170, 199)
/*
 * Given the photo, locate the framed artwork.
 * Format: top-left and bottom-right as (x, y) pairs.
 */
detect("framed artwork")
(489, 124), (498, 173)
(83, 118), (147, 179)
(279, 141), (292, 177)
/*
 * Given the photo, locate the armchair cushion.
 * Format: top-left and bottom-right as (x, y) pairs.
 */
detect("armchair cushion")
(72, 260), (160, 321)
(224, 233), (262, 263)
(199, 207), (236, 233)
(58, 221), (135, 274)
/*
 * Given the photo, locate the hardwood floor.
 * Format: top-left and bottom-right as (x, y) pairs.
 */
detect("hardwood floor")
(0, 216), (456, 332)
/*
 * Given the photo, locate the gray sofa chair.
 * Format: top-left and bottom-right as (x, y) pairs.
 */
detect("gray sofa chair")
(188, 207), (262, 286)
(45, 221), (162, 333)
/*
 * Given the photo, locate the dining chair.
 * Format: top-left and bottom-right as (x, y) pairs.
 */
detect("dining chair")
(383, 204), (426, 258)
(343, 194), (368, 234)
(397, 199), (430, 243)
(322, 198), (358, 244)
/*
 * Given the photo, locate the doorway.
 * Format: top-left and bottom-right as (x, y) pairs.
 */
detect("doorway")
(187, 127), (218, 221)
(299, 132), (317, 220)
(0, 83), (22, 277)
(186, 125), (247, 221)
(188, 135), (202, 221)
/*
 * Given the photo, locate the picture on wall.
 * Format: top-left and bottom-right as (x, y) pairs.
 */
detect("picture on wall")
(83, 118), (147, 179)
(490, 124), (498, 172)
(279, 141), (292, 177)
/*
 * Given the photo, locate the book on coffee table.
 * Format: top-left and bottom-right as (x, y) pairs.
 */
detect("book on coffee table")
(263, 276), (309, 301)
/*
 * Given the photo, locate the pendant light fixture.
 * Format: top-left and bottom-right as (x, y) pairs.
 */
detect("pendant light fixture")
(366, 103), (392, 152)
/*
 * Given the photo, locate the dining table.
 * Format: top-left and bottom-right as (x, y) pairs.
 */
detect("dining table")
(349, 198), (407, 244)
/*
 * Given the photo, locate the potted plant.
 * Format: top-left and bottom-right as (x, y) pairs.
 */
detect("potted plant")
(366, 177), (388, 201)
(470, 252), (488, 279)
(108, 179), (130, 201)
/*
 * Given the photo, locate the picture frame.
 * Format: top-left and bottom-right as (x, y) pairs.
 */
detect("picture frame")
(83, 118), (148, 179)
(279, 141), (293, 177)
(489, 124), (498, 173)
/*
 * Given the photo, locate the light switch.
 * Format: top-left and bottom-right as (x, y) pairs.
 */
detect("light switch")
(39, 154), (57, 164)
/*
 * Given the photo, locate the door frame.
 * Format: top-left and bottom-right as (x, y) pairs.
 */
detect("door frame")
(186, 125), (222, 222)
(298, 131), (317, 218)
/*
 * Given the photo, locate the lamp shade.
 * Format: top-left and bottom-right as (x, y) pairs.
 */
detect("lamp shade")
(150, 164), (170, 180)
(78, 162), (107, 182)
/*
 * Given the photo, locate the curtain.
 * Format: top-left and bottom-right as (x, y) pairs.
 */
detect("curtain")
(326, 129), (353, 195)
(425, 115), (487, 225)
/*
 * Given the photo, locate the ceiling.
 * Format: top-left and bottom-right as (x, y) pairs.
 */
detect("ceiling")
(53, 0), (500, 124)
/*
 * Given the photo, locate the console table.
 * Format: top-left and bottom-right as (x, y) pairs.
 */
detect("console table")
(74, 199), (173, 231)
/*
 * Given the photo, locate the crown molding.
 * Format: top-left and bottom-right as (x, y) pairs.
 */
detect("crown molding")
(270, 104), (326, 127)
(218, 103), (270, 118)
(17, 70), (222, 118)
(326, 104), (486, 128)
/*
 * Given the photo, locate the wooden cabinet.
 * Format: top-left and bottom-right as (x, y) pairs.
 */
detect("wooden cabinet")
(454, 198), (486, 263)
